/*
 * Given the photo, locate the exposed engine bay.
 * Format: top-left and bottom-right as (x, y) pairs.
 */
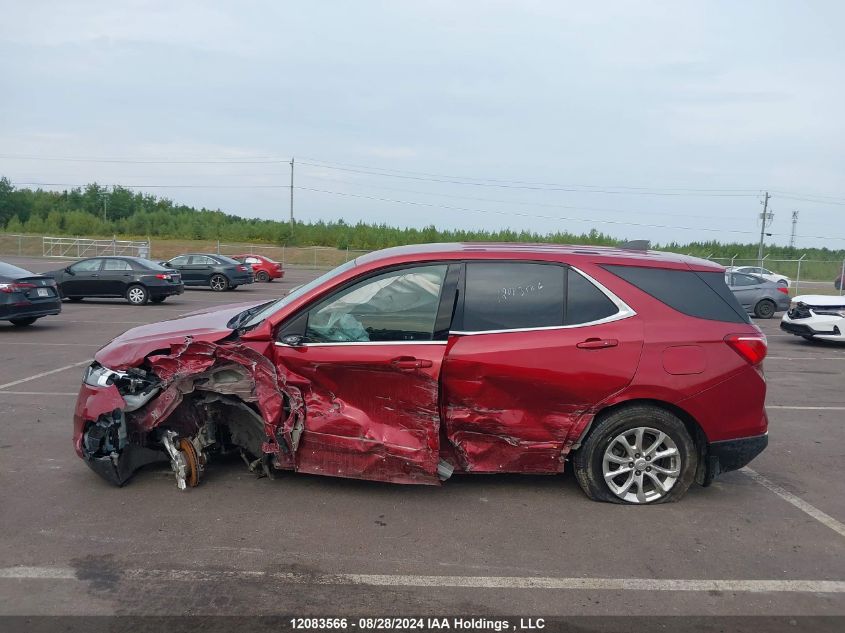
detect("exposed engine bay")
(77, 338), (304, 489)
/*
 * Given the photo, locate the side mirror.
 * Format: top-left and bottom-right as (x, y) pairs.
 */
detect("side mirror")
(279, 334), (305, 347)
(64, 267), (74, 275)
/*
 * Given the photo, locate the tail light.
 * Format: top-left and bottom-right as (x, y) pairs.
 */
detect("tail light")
(155, 273), (172, 280)
(237, 264), (248, 272)
(777, 287), (789, 295)
(725, 333), (767, 365)
(0, 282), (36, 293)
(275, 263), (282, 269)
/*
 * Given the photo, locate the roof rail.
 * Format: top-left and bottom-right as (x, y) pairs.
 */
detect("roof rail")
(619, 240), (650, 251)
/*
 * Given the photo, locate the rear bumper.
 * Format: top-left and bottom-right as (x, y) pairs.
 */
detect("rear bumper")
(229, 274), (254, 285)
(149, 284), (184, 297)
(702, 433), (768, 485)
(0, 300), (62, 321)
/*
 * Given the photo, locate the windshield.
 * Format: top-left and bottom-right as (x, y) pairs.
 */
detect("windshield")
(239, 259), (358, 329)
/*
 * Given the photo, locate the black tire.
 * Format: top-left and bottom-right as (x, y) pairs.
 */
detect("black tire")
(572, 405), (697, 505)
(126, 284), (149, 305)
(68, 297), (84, 302)
(150, 296), (167, 304)
(209, 274), (228, 292)
(754, 299), (776, 319)
(10, 317), (38, 327)
(255, 270), (270, 283)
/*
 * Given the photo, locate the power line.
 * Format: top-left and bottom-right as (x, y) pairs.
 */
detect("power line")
(299, 156), (761, 194)
(11, 181), (290, 189)
(298, 173), (744, 222)
(297, 161), (760, 197)
(293, 186), (845, 242)
(0, 154), (287, 164)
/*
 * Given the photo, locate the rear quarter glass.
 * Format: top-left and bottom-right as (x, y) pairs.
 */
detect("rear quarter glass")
(602, 265), (750, 324)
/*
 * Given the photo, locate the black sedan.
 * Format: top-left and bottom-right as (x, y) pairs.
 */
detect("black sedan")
(47, 256), (184, 305)
(0, 260), (62, 326)
(161, 253), (254, 291)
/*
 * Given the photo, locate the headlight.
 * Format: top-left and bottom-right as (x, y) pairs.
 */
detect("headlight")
(83, 363), (126, 387)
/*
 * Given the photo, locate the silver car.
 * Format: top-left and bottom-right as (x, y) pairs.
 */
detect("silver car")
(726, 272), (790, 318)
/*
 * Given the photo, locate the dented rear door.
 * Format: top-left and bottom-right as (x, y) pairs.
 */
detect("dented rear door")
(441, 262), (643, 474)
(273, 263), (460, 484)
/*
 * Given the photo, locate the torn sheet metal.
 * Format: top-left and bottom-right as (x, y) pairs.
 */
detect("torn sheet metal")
(274, 344), (444, 485)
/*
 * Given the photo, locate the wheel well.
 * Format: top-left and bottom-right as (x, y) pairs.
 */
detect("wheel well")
(579, 398), (707, 451)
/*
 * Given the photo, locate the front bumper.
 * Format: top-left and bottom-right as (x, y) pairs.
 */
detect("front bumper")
(780, 316), (843, 339)
(702, 433), (768, 485)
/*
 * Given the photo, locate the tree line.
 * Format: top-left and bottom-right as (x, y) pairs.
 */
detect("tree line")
(1, 178), (843, 268)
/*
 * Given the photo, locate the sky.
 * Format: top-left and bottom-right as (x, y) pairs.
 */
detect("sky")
(1, 0), (844, 249)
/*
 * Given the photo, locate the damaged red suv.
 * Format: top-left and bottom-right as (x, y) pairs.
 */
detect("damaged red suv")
(74, 243), (768, 504)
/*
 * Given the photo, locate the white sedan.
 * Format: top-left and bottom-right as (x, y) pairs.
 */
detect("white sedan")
(727, 266), (790, 287)
(781, 295), (845, 342)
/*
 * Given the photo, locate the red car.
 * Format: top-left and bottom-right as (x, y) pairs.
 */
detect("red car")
(231, 253), (284, 282)
(73, 243), (768, 504)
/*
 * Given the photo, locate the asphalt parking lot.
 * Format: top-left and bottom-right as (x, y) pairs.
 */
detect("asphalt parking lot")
(0, 256), (843, 621)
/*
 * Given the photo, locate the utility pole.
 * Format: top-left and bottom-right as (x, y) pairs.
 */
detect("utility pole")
(100, 190), (109, 223)
(789, 210), (799, 249)
(289, 157), (295, 238)
(757, 191), (772, 266)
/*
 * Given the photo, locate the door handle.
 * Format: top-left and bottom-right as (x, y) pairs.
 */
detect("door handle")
(390, 356), (433, 369)
(576, 338), (619, 350)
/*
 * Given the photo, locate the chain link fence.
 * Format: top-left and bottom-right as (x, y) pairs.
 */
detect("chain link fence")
(708, 257), (845, 296)
(0, 233), (370, 270)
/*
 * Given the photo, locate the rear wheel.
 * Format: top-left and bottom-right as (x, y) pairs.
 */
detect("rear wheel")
(573, 405), (697, 504)
(10, 317), (37, 327)
(754, 298), (776, 319)
(126, 284), (149, 305)
(255, 270), (270, 282)
(209, 274), (228, 292)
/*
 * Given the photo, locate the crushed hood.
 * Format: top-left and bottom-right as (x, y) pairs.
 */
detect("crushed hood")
(95, 303), (258, 369)
(794, 295), (845, 307)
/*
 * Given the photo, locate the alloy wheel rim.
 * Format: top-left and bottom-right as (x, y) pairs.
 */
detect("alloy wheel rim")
(211, 276), (226, 291)
(602, 427), (680, 504)
(128, 288), (145, 303)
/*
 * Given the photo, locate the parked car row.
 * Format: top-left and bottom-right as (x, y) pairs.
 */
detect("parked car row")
(1, 252), (285, 324)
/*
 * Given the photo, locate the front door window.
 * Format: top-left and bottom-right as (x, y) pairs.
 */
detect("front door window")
(305, 265), (448, 343)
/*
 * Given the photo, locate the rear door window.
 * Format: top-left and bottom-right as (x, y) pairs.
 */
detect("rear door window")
(102, 259), (131, 271)
(565, 269), (619, 325)
(70, 259), (103, 273)
(189, 255), (214, 265)
(461, 262), (565, 331)
(603, 265), (749, 324)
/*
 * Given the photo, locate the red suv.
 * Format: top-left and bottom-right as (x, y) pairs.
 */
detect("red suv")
(73, 243), (767, 504)
(231, 253), (284, 282)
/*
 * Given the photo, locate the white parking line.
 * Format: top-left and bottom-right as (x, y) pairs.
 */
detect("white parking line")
(742, 467), (845, 538)
(0, 391), (78, 396)
(767, 356), (845, 361)
(0, 360), (91, 391)
(0, 566), (843, 593)
(767, 405), (845, 410)
(0, 341), (100, 347)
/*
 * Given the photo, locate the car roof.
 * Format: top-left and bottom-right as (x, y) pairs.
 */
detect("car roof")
(354, 242), (722, 271)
